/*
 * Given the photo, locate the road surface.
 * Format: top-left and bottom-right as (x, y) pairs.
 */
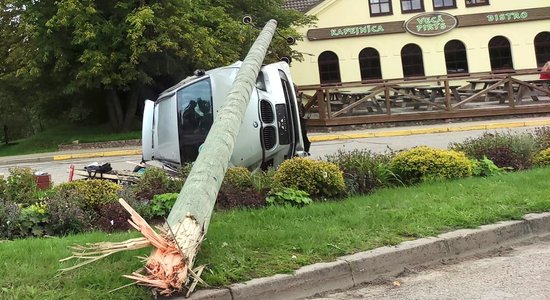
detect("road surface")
(310, 237), (550, 300)
(0, 126), (538, 185)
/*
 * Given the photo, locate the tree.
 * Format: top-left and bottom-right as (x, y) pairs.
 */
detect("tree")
(0, 0), (314, 132)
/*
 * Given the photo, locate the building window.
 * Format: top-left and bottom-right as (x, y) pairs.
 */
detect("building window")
(488, 36), (514, 71)
(433, 0), (456, 10)
(534, 32), (550, 67)
(465, 0), (489, 7)
(401, 44), (425, 77)
(444, 40), (469, 74)
(369, 0), (392, 17)
(359, 48), (382, 81)
(318, 51), (341, 84)
(401, 0), (424, 13)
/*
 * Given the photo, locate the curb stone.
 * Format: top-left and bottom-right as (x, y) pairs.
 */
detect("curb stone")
(185, 212), (550, 300)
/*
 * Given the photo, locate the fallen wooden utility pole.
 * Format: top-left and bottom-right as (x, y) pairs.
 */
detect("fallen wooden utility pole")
(60, 20), (278, 297)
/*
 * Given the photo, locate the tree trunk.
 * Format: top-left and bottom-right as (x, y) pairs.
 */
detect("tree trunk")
(121, 89), (139, 132)
(105, 89), (124, 131)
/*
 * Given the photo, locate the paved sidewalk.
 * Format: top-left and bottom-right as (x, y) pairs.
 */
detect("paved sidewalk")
(0, 116), (549, 166)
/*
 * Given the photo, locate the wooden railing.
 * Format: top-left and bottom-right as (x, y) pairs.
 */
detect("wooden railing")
(298, 69), (550, 127)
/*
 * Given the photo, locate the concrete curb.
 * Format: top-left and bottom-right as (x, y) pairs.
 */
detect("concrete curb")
(308, 119), (550, 142)
(185, 212), (550, 300)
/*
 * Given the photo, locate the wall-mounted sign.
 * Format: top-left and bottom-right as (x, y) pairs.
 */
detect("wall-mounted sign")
(307, 21), (404, 41)
(305, 7), (550, 41)
(404, 12), (457, 36)
(456, 7), (550, 27)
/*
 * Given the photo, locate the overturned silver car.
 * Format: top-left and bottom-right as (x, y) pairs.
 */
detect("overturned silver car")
(141, 61), (308, 171)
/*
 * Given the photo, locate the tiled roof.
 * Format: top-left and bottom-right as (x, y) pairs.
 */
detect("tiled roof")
(283, 0), (324, 13)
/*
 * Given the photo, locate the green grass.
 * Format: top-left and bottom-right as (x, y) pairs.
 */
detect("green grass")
(0, 124), (140, 157)
(2, 168), (550, 299)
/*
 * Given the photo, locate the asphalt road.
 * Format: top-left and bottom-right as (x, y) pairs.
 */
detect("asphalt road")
(311, 237), (550, 300)
(0, 126), (538, 185)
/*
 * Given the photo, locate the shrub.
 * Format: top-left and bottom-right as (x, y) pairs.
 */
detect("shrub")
(470, 156), (505, 177)
(273, 157), (346, 199)
(389, 146), (472, 184)
(249, 168), (277, 193)
(0, 175), (6, 198)
(215, 167), (270, 210)
(55, 179), (121, 209)
(449, 131), (538, 170)
(177, 163), (194, 179)
(325, 149), (396, 194)
(133, 168), (181, 201)
(18, 203), (50, 237)
(216, 185), (266, 210)
(533, 148), (550, 167)
(5, 167), (38, 205)
(533, 126), (550, 151)
(147, 193), (178, 218)
(95, 202), (132, 232)
(0, 199), (20, 239)
(266, 187), (312, 207)
(45, 188), (93, 235)
(223, 167), (253, 188)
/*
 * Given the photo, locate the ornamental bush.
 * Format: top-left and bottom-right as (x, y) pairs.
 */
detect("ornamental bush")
(45, 188), (93, 235)
(449, 131), (538, 170)
(533, 148), (550, 167)
(222, 167), (253, 188)
(5, 167), (39, 205)
(273, 157), (346, 199)
(389, 146), (472, 184)
(325, 149), (396, 195)
(533, 126), (550, 151)
(217, 167), (266, 210)
(55, 179), (121, 208)
(133, 167), (182, 201)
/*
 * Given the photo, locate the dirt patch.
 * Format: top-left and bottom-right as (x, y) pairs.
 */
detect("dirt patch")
(58, 139), (141, 151)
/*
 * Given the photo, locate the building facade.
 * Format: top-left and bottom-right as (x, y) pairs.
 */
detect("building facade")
(287, 0), (550, 86)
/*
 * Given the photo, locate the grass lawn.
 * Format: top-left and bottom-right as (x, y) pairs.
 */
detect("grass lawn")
(2, 168), (550, 299)
(0, 124), (140, 157)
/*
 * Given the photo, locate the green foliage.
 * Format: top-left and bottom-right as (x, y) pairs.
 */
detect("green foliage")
(148, 193), (179, 218)
(223, 167), (253, 188)
(0, 175), (5, 198)
(45, 188), (93, 234)
(0, 0), (315, 133)
(390, 146), (472, 184)
(533, 148), (550, 167)
(250, 168), (277, 193)
(177, 163), (194, 179)
(533, 126), (550, 151)
(0, 199), (20, 239)
(5, 168), (38, 205)
(273, 157), (346, 199)
(55, 180), (121, 208)
(470, 156), (505, 177)
(325, 149), (396, 194)
(449, 131), (538, 170)
(133, 168), (181, 201)
(266, 187), (312, 207)
(18, 203), (50, 237)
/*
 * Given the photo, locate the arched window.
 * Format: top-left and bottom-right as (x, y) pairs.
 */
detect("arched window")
(318, 51), (341, 84)
(401, 43), (424, 77)
(359, 47), (382, 81)
(534, 32), (550, 67)
(444, 40), (468, 74)
(488, 36), (513, 71)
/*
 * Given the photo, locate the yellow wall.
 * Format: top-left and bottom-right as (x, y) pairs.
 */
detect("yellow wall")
(291, 0), (550, 85)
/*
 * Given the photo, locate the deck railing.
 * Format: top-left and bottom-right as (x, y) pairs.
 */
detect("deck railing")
(298, 69), (550, 127)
